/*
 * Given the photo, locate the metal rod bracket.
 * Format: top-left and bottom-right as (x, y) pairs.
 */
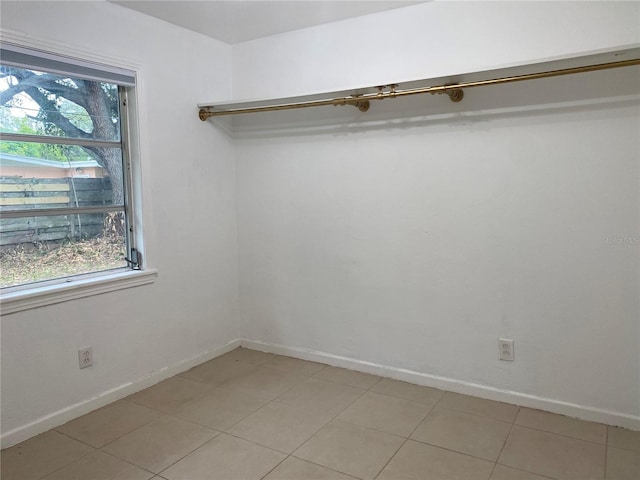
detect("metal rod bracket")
(446, 87), (464, 102)
(352, 100), (370, 112)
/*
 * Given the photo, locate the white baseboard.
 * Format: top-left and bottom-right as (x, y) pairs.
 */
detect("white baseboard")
(0, 339), (241, 449)
(241, 338), (640, 431)
(3, 336), (638, 449)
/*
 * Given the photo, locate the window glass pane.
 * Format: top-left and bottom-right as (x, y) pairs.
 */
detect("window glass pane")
(0, 52), (135, 289)
(0, 65), (121, 141)
(0, 143), (124, 209)
(0, 212), (127, 288)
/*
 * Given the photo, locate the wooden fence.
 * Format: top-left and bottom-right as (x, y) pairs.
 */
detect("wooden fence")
(0, 177), (113, 246)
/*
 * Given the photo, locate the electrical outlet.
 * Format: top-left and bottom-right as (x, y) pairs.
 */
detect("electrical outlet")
(78, 347), (93, 369)
(498, 338), (514, 361)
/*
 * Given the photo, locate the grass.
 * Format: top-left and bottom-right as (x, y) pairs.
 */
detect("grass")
(0, 235), (126, 288)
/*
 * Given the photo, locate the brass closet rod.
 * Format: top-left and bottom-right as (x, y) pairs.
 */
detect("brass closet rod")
(198, 58), (640, 120)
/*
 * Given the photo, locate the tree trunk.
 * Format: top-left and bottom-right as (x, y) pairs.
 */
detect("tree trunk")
(83, 82), (124, 206)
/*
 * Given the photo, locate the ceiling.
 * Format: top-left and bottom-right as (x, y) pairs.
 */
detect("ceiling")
(111, 1), (423, 45)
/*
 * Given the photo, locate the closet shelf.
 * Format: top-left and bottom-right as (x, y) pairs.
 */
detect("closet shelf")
(197, 47), (640, 120)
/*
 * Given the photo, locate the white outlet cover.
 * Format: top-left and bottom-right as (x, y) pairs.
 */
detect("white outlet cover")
(78, 347), (93, 369)
(498, 338), (514, 361)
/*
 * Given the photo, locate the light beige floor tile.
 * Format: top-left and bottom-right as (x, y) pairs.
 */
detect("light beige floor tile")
(411, 407), (511, 461)
(371, 378), (444, 406)
(263, 355), (326, 376)
(608, 426), (640, 453)
(490, 464), (553, 480)
(293, 419), (404, 480)
(56, 400), (160, 448)
(376, 440), (494, 480)
(276, 378), (365, 414)
(103, 415), (218, 473)
(218, 347), (276, 365)
(337, 391), (432, 437)
(175, 385), (268, 431)
(439, 392), (519, 423)
(179, 355), (259, 385)
(499, 425), (606, 480)
(516, 407), (606, 444)
(222, 366), (307, 401)
(161, 433), (286, 480)
(313, 366), (381, 390)
(0, 430), (94, 480)
(41, 451), (153, 480)
(126, 376), (214, 414)
(263, 457), (356, 480)
(606, 447), (640, 480)
(229, 400), (335, 453)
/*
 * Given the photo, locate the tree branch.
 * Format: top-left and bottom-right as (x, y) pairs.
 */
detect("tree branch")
(0, 83), (29, 105)
(23, 86), (92, 140)
(1, 67), (89, 109)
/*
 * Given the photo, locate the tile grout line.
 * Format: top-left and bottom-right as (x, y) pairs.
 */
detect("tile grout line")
(435, 393), (519, 423)
(309, 368), (382, 391)
(258, 458), (289, 480)
(56, 409), (162, 452)
(282, 458), (365, 480)
(405, 436), (512, 467)
(487, 405), (520, 479)
(170, 392), (270, 433)
(256, 366), (375, 480)
(301, 375), (509, 468)
(280, 372), (385, 478)
(493, 463), (558, 480)
(371, 389), (450, 479)
(155, 430), (226, 478)
(222, 430), (296, 456)
(145, 350), (284, 478)
(489, 416), (568, 480)
(169, 357), (371, 480)
(365, 385), (446, 407)
(96, 449), (159, 477)
(31, 434), (160, 480)
(86, 411), (221, 477)
(59, 352), (271, 478)
(47, 405), (216, 479)
(212, 373), (332, 432)
(333, 385), (442, 439)
(509, 423), (609, 447)
(383, 393), (528, 476)
(411, 392), (515, 466)
(31, 441), (97, 480)
(157, 360), (326, 479)
(429, 403), (516, 424)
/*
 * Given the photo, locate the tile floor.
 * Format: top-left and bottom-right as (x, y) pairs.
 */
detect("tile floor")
(2, 347), (639, 480)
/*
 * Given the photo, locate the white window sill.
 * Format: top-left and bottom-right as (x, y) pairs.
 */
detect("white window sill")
(0, 269), (158, 315)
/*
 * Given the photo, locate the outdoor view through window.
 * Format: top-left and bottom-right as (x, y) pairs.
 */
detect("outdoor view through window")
(0, 64), (130, 289)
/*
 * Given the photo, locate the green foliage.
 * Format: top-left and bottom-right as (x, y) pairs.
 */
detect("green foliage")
(0, 113), (95, 163)
(0, 139), (93, 163)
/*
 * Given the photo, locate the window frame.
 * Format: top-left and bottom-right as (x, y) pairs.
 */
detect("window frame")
(0, 43), (155, 312)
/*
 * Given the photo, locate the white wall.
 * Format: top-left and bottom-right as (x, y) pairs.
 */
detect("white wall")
(1, 0), (639, 445)
(232, 1), (640, 99)
(233, 1), (640, 425)
(1, 1), (239, 445)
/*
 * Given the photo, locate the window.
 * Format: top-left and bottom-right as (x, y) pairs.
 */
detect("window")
(0, 44), (142, 292)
